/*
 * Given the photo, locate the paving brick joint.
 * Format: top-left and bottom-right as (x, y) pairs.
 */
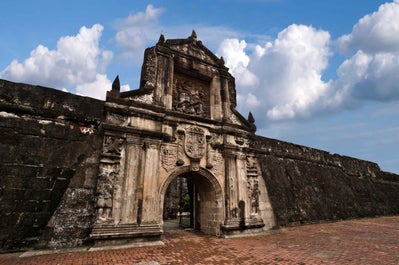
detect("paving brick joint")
(1, 216), (398, 265)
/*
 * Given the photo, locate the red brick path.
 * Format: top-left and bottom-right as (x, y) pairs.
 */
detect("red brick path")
(1, 216), (398, 264)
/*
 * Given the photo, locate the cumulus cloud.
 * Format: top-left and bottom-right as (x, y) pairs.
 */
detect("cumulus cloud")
(219, 24), (332, 121)
(217, 39), (259, 88)
(334, 0), (399, 103)
(338, 1), (399, 54)
(0, 24), (114, 100)
(219, 1), (399, 124)
(114, 5), (164, 61)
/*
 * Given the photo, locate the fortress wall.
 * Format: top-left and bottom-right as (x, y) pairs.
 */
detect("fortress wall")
(255, 135), (399, 226)
(0, 80), (104, 250)
(1, 79), (398, 251)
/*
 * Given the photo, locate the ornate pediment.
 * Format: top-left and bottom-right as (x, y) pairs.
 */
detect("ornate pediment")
(110, 31), (256, 133)
(163, 30), (222, 67)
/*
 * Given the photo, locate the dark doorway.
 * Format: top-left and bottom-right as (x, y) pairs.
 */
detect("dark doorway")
(163, 176), (193, 230)
(162, 170), (222, 235)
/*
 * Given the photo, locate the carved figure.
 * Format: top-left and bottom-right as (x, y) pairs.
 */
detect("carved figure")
(96, 164), (120, 222)
(173, 76), (208, 117)
(252, 181), (260, 214)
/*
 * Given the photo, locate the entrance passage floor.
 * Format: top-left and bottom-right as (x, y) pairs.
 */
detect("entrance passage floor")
(1, 216), (398, 264)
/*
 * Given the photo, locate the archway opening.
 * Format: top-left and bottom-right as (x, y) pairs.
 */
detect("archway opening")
(162, 170), (222, 236)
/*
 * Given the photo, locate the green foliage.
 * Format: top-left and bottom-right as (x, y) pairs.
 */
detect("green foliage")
(178, 193), (191, 212)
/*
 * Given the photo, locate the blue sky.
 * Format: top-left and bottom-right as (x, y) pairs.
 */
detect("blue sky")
(1, 0), (398, 174)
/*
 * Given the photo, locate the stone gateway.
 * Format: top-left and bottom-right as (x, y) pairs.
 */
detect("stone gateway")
(0, 32), (398, 250)
(90, 31), (276, 245)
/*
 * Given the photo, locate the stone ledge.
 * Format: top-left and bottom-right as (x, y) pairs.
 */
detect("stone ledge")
(90, 223), (163, 247)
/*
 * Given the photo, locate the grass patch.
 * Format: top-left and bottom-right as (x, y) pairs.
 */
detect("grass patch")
(320, 227), (336, 233)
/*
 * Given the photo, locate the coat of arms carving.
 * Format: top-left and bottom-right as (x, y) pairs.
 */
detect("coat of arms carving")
(184, 126), (206, 159)
(161, 144), (177, 172)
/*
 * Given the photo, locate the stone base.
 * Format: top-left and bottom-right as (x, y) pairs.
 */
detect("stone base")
(90, 223), (162, 247)
(221, 218), (266, 238)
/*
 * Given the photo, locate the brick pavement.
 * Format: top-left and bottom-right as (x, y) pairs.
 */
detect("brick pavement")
(1, 216), (398, 265)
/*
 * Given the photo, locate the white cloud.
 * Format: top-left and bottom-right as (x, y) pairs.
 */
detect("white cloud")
(0, 24), (114, 100)
(334, 0), (399, 103)
(75, 74), (111, 99)
(224, 24), (331, 121)
(337, 1), (399, 54)
(217, 39), (259, 88)
(114, 5), (164, 61)
(222, 1), (399, 124)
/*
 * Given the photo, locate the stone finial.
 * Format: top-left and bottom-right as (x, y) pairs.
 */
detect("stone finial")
(112, 75), (120, 92)
(158, 33), (165, 44)
(220, 56), (225, 65)
(190, 30), (197, 41)
(248, 112), (255, 124)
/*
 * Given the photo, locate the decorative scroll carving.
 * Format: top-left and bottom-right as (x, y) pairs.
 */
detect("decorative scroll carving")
(210, 151), (224, 178)
(130, 93), (154, 104)
(176, 130), (185, 166)
(184, 126), (206, 159)
(190, 160), (200, 171)
(228, 113), (241, 125)
(160, 144), (177, 172)
(172, 73), (209, 117)
(246, 156), (258, 176)
(206, 135), (213, 169)
(104, 136), (124, 156)
(235, 135), (250, 147)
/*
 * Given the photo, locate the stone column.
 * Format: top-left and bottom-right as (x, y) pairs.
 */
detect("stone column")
(224, 151), (238, 220)
(140, 140), (161, 224)
(220, 76), (229, 120)
(154, 55), (168, 104)
(210, 76), (222, 121)
(165, 55), (174, 110)
(236, 153), (250, 219)
(119, 137), (143, 224)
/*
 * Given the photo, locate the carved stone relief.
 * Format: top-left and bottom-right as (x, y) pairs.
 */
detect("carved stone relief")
(141, 48), (157, 89)
(103, 136), (124, 156)
(184, 126), (206, 159)
(160, 144), (178, 172)
(96, 163), (119, 222)
(176, 130), (185, 166)
(210, 151), (224, 178)
(246, 156), (260, 216)
(95, 136), (125, 224)
(172, 73), (209, 118)
(130, 93), (154, 104)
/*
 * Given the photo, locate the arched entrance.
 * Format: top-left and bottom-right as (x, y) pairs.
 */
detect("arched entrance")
(160, 166), (223, 236)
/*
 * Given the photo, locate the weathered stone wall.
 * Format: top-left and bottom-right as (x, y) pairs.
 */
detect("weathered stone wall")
(255, 135), (399, 226)
(0, 79), (104, 250)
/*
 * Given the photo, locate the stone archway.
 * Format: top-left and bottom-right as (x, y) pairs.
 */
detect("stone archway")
(159, 166), (224, 236)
